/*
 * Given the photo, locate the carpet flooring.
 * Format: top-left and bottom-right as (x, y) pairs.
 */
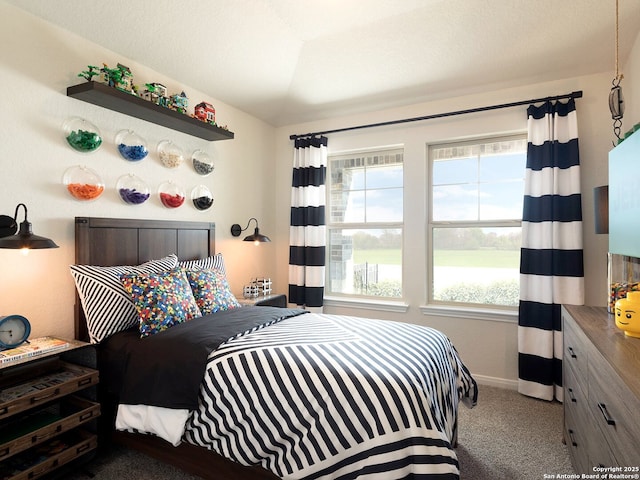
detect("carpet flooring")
(67, 385), (573, 479)
(456, 385), (573, 479)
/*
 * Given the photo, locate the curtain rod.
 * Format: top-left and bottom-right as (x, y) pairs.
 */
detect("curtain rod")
(289, 90), (583, 140)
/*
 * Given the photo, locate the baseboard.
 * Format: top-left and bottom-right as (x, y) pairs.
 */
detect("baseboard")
(472, 374), (518, 390)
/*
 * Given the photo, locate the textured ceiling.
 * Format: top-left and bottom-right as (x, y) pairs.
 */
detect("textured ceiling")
(5, 0), (640, 126)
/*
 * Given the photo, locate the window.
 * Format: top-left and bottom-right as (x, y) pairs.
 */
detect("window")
(327, 147), (403, 299)
(429, 135), (527, 308)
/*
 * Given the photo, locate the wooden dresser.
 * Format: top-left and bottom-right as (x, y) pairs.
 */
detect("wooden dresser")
(562, 304), (640, 471)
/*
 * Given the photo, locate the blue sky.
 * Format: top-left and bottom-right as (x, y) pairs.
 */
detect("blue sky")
(332, 150), (526, 225)
(432, 152), (526, 221)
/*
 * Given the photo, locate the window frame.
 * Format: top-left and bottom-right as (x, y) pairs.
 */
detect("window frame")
(427, 133), (527, 311)
(325, 146), (404, 301)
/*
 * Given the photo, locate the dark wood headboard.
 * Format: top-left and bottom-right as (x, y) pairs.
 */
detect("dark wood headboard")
(74, 216), (216, 341)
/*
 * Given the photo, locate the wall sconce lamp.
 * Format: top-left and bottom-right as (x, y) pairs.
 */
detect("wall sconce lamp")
(0, 204), (59, 250)
(594, 185), (609, 234)
(230, 218), (271, 245)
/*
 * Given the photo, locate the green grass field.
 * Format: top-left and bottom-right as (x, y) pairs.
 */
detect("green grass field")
(353, 249), (401, 265)
(353, 249), (520, 268)
(434, 249), (520, 268)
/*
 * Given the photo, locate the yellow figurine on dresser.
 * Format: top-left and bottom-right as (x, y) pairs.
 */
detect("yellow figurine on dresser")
(614, 291), (640, 338)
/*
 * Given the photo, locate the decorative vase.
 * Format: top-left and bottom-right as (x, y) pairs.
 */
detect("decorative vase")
(191, 185), (213, 211)
(192, 150), (215, 176)
(116, 173), (150, 205)
(608, 253), (640, 313)
(63, 117), (102, 153)
(614, 291), (640, 338)
(116, 130), (149, 161)
(158, 180), (185, 209)
(63, 165), (104, 201)
(157, 140), (184, 168)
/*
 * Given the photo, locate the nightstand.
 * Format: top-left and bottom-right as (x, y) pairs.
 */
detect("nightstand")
(0, 338), (99, 479)
(237, 294), (287, 308)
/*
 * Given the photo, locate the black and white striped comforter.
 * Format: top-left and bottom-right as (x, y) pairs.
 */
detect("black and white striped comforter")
(183, 313), (477, 479)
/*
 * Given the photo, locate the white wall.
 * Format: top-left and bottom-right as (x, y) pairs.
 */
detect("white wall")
(0, 3), (278, 340)
(3, 0), (639, 387)
(624, 28), (640, 131)
(275, 71), (631, 388)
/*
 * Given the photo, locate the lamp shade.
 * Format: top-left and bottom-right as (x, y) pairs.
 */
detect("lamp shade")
(594, 185), (609, 234)
(243, 227), (271, 243)
(0, 204), (59, 249)
(230, 218), (271, 244)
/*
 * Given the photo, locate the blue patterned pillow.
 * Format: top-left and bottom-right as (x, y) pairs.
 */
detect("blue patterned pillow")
(121, 268), (202, 337)
(184, 269), (240, 315)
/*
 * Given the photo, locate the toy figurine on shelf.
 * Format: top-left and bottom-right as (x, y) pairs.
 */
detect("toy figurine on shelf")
(169, 91), (188, 114)
(141, 83), (168, 105)
(100, 63), (135, 94)
(77, 65), (100, 82)
(72, 60), (232, 131)
(194, 102), (216, 124)
(115, 63), (134, 92)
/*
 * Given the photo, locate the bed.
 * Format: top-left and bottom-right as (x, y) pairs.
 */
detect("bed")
(72, 216), (477, 480)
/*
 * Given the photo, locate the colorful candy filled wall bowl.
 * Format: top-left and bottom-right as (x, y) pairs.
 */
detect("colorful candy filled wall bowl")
(63, 165), (105, 201)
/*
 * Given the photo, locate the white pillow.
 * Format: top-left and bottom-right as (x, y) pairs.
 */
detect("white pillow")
(178, 253), (226, 275)
(70, 254), (178, 343)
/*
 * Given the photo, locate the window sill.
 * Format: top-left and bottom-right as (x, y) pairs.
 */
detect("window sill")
(323, 296), (409, 313)
(419, 304), (517, 323)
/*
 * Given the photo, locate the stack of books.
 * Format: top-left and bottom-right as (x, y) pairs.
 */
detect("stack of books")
(0, 337), (69, 364)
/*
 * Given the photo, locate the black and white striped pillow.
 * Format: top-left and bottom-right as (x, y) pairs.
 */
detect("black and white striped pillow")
(178, 254), (226, 275)
(70, 254), (178, 343)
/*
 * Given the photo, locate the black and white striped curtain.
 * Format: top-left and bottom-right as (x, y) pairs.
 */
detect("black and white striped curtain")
(289, 136), (327, 311)
(518, 98), (584, 402)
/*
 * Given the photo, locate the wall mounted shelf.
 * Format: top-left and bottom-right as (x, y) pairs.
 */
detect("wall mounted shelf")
(67, 82), (234, 142)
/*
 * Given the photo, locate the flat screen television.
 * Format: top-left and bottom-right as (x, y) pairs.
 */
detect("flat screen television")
(609, 129), (640, 258)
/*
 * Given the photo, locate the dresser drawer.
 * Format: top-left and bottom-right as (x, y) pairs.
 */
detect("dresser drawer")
(587, 429), (620, 470)
(0, 396), (99, 462)
(0, 429), (97, 480)
(0, 362), (98, 421)
(564, 361), (587, 419)
(588, 347), (640, 466)
(564, 393), (590, 473)
(563, 313), (589, 394)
